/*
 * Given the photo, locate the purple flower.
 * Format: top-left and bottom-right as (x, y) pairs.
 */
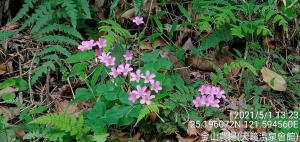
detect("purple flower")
(128, 91), (139, 102)
(78, 40), (95, 51)
(140, 94), (155, 105)
(193, 96), (202, 108)
(132, 85), (148, 97)
(210, 86), (220, 95)
(210, 98), (220, 108)
(198, 84), (207, 95)
(150, 81), (162, 93)
(95, 38), (107, 49)
(117, 64), (133, 76)
(98, 52), (115, 67)
(124, 50), (133, 61)
(132, 16), (144, 26)
(130, 70), (143, 83)
(109, 67), (119, 78)
(142, 70), (155, 83)
(95, 49), (103, 56)
(216, 90), (226, 99)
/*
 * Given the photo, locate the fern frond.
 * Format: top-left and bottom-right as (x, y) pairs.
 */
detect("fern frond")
(57, 0), (78, 27)
(30, 113), (90, 140)
(31, 12), (53, 34)
(201, 25), (233, 50)
(135, 103), (160, 126)
(0, 31), (17, 41)
(36, 35), (78, 46)
(39, 24), (83, 39)
(79, 0), (91, 18)
(134, 0), (143, 15)
(31, 61), (55, 85)
(19, 2), (52, 31)
(12, 0), (37, 23)
(223, 60), (257, 75)
(37, 45), (71, 57)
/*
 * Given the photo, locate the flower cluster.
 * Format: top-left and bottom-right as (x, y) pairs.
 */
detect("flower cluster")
(193, 84), (226, 108)
(77, 37), (161, 105)
(128, 70), (162, 105)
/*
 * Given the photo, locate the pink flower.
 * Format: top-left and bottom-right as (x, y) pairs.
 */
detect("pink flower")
(198, 84), (207, 95)
(210, 86), (220, 95)
(98, 52), (115, 67)
(142, 70), (155, 83)
(132, 16), (144, 25)
(130, 70), (143, 83)
(128, 91), (139, 102)
(132, 85), (148, 97)
(117, 64), (133, 76)
(95, 49), (103, 56)
(78, 40), (95, 51)
(199, 95), (208, 106)
(204, 85), (212, 94)
(140, 94), (155, 105)
(95, 38), (107, 49)
(150, 81), (162, 93)
(193, 96), (202, 108)
(124, 51), (133, 61)
(216, 90), (226, 99)
(109, 67), (119, 78)
(210, 98), (220, 108)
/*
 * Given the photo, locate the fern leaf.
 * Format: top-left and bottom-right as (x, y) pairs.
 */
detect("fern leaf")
(31, 61), (55, 85)
(12, 0), (37, 23)
(37, 45), (71, 57)
(79, 0), (91, 18)
(134, 0), (143, 15)
(31, 13), (53, 33)
(223, 60), (257, 75)
(19, 2), (52, 31)
(57, 0), (78, 28)
(135, 104), (159, 126)
(36, 35), (78, 46)
(0, 31), (17, 41)
(39, 24), (83, 39)
(30, 113), (89, 140)
(201, 25), (233, 50)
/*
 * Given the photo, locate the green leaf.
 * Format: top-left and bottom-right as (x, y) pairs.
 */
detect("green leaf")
(66, 51), (95, 63)
(142, 50), (160, 63)
(93, 133), (109, 142)
(72, 88), (93, 103)
(1, 93), (16, 101)
(134, 0), (143, 15)
(104, 106), (130, 125)
(154, 57), (172, 70)
(135, 103), (159, 126)
(29, 106), (49, 115)
(177, 3), (191, 22)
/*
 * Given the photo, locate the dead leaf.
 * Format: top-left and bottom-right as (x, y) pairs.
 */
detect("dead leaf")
(152, 38), (165, 47)
(0, 106), (19, 119)
(121, 8), (135, 19)
(187, 121), (197, 136)
(0, 63), (7, 75)
(176, 133), (198, 142)
(149, 112), (157, 123)
(160, 51), (193, 84)
(186, 55), (215, 72)
(263, 37), (276, 50)
(14, 129), (25, 139)
(261, 67), (287, 91)
(182, 38), (193, 51)
(54, 100), (80, 116)
(139, 42), (152, 50)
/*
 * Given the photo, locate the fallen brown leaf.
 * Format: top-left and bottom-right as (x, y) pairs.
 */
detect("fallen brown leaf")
(14, 129), (25, 139)
(0, 63), (7, 75)
(149, 112), (157, 123)
(121, 8), (135, 19)
(186, 55), (215, 72)
(187, 121), (198, 136)
(160, 51), (193, 84)
(261, 67), (287, 91)
(54, 100), (80, 116)
(139, 42), (152, 50)
(182, 38), (193, 51)
(0, 87), (18, 95)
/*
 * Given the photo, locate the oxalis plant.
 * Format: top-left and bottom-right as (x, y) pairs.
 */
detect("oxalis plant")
(27, 16), (228, 141)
